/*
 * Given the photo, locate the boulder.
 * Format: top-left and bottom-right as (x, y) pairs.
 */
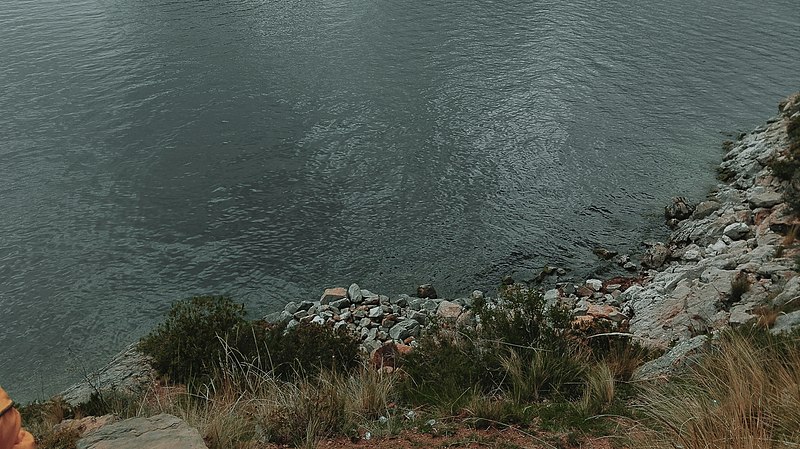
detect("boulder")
(416, 284), (438, 299)
(76, 414), (206, 449)
(641, 243), (670, 269)
(320, 287), (347, 304)
(634, 335), (709, 380)
(772, 276), (800, 308)
(389, 319), (420, 341)
(692, 201), (720, 219)
(347, 283), (363, 303)
(723, 222), (750, 240)
(437, 301), (463, 320)
(665, 197), (695, 221)
(585, 279), (603, 291)
(748, 188), (783, 209)
(771, 310), (800, 334)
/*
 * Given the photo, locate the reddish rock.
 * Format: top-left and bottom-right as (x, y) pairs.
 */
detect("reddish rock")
(320, 287), (347, 304)
(576, 286), (594, 298)
(370, 342), (412, 369)
(587, 304), (619, 319)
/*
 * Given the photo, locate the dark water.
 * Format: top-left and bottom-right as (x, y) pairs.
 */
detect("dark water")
(1, 0), (798, 401)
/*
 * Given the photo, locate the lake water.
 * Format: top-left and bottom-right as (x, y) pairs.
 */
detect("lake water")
(1, 0), (798, 401)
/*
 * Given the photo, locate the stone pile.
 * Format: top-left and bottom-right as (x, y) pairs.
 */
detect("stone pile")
(264, 284), (481, 352)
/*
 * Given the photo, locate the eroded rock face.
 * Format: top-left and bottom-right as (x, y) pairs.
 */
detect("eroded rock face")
(76, 414), (206, 449)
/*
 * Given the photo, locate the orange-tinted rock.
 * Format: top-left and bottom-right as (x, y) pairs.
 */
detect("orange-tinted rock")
(321, 287), (347, 304)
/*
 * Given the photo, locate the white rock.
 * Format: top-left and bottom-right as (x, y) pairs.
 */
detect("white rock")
(586, 279), (603, 291)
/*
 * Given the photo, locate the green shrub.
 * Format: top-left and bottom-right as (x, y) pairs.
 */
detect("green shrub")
(140, 296), (362, 385)
(475, 285), (572, 350)
(251, 322), (362, 380)
(399, 328), (488, 408)
(401, 286), (586, 407)
(139, 296), (249, 383)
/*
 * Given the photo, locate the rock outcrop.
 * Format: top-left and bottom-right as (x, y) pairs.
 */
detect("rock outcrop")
(76, 414), (206, 449)
(61, 344), (156, 407)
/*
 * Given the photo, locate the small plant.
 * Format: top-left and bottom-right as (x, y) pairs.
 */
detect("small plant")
(581, 363), (615, 415)
(36, 427), (82, 449)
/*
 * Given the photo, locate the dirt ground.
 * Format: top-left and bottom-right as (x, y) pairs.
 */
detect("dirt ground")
(260, 425), (628, 449)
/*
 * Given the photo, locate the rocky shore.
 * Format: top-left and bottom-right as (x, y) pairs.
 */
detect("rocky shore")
(57, 93), (800, 447)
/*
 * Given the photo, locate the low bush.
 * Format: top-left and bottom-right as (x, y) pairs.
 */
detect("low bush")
(401, 286), (630, 410)
(139, 296), (248, 383)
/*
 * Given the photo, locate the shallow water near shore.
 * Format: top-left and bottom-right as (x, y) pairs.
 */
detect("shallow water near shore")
(1, 0), (799, 401)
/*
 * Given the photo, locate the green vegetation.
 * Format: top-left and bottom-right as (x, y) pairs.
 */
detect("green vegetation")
(22, 285), (800, 449)
(137, 295), (361, 385)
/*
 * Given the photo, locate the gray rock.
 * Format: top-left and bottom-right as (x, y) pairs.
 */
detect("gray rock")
(748, 188), (783, 209)
(389, 319), (420, 341)
(76, 414), (206, 449)
(320, 288), (347, 305)
(723, 222), (750, 240)
(286, 319), (299, 330)
(391, 294), (410, 307)
(283, 301), (300, 315)
(421, 299), (439, 313)
(368, 306), (383, 318)
(693, 201), (720, 219)
(310, 315), (325, 326)
(543, 289), (560, 303)
(771, 310), (800, 334)
(359, 317), (372, 328)
(585, 279), (603, 291)
(665, 197), (695, 221)
(437, 300), (463, 319)
(330, 298), (351, 310)
(634, 336), (709, 380)
(61, 345), (156, 407)
(642, 243), (670, 269)
(348, 283), (363, 303)
(408, 310), (428, 326)
(471, 290), (484, 302)
(297, 300), (315, 311)
(773, 276), (800, 308)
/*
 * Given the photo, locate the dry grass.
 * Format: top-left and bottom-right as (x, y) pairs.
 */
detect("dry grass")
(637, 331), (800, 449)
(581, 363), (615, 415)
(145, 344), (399, 449)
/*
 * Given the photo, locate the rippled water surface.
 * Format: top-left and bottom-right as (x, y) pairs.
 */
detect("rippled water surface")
(1, 0), (798, 400)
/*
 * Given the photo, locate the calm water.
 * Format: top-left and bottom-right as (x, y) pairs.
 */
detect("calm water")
(1, 0), (798, 401)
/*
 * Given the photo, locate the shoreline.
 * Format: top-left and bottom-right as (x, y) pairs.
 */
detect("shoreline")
(57, 92), (800, 403)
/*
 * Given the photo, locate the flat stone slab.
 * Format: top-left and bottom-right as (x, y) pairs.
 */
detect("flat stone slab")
(77, 414), (206, 449)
